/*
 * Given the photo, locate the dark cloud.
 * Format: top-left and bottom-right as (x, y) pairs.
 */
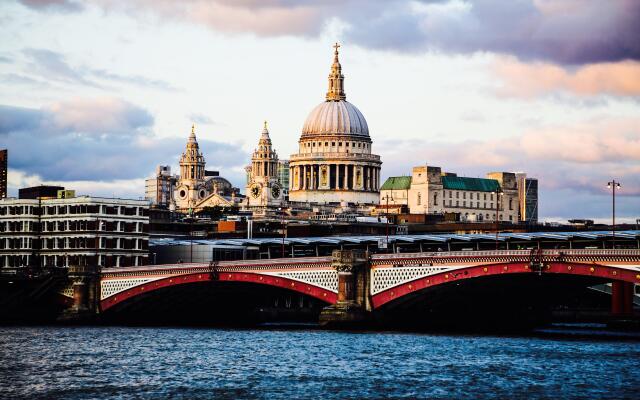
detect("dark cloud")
(21, 48), (179, 90)
(17, 0), (82, 12)
(86, 0), (640, 65)
(0, 99), (247, 183)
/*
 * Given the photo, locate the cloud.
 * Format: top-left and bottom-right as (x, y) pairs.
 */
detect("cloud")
(21, 48), (178, 91)
(378, 117), (640, 218)
(17, 0), (82, 12)
(494, 57), (640, 98)
(0, 97), (153, 136)
(38, 0), (640, 65)
(0, 98), (247, 188)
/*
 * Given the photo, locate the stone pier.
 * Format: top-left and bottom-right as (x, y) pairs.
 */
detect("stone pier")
(319, 250), (372, 328)
(59, 265), (101, 323)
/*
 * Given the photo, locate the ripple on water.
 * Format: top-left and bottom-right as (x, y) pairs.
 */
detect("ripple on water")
(0, 327), (639, 400)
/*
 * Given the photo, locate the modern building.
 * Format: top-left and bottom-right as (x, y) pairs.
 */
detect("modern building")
(380, 166), (521, 223)
(516, 173), (539, 223)
(145, 165), (175, 207)
(277, 159), (290, 199)
(0, 194), (150, 269)
(288, 44), (382, 204)
(0, 149), (6, 199)
(245, 122), (284, 210)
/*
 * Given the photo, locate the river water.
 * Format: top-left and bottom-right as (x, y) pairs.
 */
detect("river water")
(1, 326), (639, 399)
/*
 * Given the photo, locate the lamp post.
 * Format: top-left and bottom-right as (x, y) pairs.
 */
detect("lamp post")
(494, 188), (503, 250)
(607, 180), (621, 248)
(383, 192), (394, 253)
(278, 207), (285, 257)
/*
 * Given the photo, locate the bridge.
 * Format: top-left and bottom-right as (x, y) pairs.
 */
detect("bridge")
(61, 248), (640, 326)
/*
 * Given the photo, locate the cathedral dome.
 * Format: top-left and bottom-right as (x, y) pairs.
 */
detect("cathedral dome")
(302, 100), (369, 137)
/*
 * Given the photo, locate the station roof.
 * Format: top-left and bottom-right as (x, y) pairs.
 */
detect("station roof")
(150, 230), (640, 247)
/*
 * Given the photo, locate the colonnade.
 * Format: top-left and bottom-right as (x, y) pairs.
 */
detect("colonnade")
(289, 163), (380, 191)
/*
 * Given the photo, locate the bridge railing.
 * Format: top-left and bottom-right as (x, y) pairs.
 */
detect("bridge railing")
(373, 248), (640, 261)
(102, 249), (640, 275)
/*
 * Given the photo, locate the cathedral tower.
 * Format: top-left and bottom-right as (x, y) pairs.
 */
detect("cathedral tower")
(246, 122), (284, 208)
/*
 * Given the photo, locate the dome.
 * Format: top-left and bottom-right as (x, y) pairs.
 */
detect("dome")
(302, 100), (369, 137)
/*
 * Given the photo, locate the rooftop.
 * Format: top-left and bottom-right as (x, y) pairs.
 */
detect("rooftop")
(442, 176), (500, 192)
(381, 176), (412, 190)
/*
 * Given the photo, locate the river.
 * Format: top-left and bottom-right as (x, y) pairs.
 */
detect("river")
(1, 326), (639, 399)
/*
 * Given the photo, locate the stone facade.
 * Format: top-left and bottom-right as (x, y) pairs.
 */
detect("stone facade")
(289, 44), (382, 205)
(380, 166), (523, 223)
(245, 122), (284, 210)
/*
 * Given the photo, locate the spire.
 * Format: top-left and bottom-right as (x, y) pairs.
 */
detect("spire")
(189, 123), (197, 143)
(261, 120), (271, 141)
(326, 42), (346, 101)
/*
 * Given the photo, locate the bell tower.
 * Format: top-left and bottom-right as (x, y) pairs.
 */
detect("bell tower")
(175, 124), (208, 211)
(246, 121), (283, 209)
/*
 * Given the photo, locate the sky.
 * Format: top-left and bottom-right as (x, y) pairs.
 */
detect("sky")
(0, 0), (638, 222)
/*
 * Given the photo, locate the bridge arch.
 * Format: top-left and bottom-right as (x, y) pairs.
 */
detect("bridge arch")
(371, 261), (640, 309)
(100, 271), (337, 312)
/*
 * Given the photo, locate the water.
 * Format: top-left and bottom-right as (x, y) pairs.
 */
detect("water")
(1, 327), (639, 399)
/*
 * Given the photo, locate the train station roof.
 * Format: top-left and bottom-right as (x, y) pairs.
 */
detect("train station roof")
(150, 230), (640, 247)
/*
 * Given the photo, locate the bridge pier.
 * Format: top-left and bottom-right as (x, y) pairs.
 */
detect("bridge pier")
(319, 250), (372, 328)
(59, 265), (101, 323)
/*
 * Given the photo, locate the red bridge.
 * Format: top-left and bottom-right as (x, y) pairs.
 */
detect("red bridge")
(62, 248), (640, 326)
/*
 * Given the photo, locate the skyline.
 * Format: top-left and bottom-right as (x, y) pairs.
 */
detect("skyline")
(0, 0), (639, 222)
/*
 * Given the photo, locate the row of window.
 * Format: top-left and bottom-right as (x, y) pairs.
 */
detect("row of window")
(304, 141), (369, 149)
(0, 220), (148, 233)
(0, 205), (149, 217)
(0, 237), (148, 250)
(446, 190), (495, 201)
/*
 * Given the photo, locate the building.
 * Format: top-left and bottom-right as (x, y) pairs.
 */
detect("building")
(0, 195), (150, 269)
(173, 125), (242, 212)
(0, 149), (6, 199)
(516, 173), (539, 224)
(288, 43), (382, 205)
(277, 159), (290, 199)
(19, 185), (65, 200)
(245, 122), (284, 210)
(380, 166), (521, 223)
(145, 165), (175, 207)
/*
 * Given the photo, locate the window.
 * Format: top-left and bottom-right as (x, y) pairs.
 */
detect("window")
(509, 198), (513, 210)
(456, 200), (459, 207)
(449, 191), (452, 198)
(332, 142), (335, 146)
(463, 192), (466, 199)
(456, 192), (459, 199)
(434, 193), (438, 206)
(417, 192), (422, 205)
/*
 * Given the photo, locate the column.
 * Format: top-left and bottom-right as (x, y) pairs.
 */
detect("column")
(342, 165), (348, 190)
(302, 165), (307, 190)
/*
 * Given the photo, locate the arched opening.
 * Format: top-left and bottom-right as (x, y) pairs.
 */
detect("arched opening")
(101, 280), (331, 326)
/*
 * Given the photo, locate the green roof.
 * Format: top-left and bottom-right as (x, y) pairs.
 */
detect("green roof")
(442, 176), (500, 192)
(381, 176), (412, 190)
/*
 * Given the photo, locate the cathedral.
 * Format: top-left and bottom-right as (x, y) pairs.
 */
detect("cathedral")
(288, 43), (382, 205)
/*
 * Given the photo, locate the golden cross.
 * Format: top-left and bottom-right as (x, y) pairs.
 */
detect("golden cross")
(264, 120), (268, 129)
(333, 42), (340, 53)
(191, 124), (195, 134)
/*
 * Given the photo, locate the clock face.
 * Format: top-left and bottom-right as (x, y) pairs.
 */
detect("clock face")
(271, 185), (280, 199)
(251, 185), (261, 198)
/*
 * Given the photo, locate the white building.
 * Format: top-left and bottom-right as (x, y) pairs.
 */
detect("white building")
(0, 195), (150, 269)
(380, 166), (522, 223)
(145, 165), (175, 207)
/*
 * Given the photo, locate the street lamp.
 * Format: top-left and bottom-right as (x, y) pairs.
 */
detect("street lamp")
(278, 207), (286, 257)
(494, 188), (504, 250)
(607, 180), (621, 248)
(383, 192), (394, 253)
